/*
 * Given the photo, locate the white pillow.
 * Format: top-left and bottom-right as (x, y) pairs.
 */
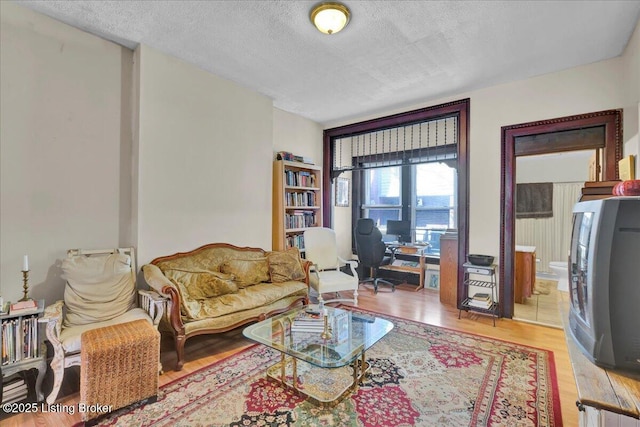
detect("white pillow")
(62, 253), (136, 328)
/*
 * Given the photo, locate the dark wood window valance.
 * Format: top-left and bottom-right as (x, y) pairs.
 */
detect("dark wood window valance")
(331, 116), (458, 178)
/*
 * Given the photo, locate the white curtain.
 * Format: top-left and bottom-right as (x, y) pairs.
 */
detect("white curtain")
(515, 182), (583, 273)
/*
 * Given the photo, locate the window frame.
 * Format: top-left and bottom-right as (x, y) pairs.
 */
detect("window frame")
(322, 98), (470, 310)
(361, 160), (457, 245)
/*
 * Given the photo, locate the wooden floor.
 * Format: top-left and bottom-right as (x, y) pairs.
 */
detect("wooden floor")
(4, 283), (578, 426)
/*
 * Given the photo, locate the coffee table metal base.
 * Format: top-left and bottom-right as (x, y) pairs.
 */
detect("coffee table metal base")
(267, 351), (369, 405)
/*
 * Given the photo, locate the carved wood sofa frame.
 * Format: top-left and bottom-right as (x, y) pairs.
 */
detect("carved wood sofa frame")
(142, 243), (310, 370)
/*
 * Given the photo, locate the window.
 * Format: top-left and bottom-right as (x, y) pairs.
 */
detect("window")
(361, 161), (456, 255)
(413, 162), (456, 254)
(362, 166), (402, 231)
(323, 99), (469, 304)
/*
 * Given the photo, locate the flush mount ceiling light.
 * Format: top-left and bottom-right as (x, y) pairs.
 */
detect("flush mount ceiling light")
(310, 2), (350, 35)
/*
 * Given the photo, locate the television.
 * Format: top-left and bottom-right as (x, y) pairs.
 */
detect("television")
(568, 196), (640, 373)
(386, 220), (411, 243)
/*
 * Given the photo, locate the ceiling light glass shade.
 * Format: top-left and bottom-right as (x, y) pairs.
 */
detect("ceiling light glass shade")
(310, 3), (350, 35)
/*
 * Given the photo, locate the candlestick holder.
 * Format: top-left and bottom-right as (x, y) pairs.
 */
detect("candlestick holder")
(19, 270), (32, 301)
(320, 313), (332, 340)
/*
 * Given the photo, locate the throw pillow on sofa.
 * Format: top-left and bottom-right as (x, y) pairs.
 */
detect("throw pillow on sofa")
(266, 248), (306, 283)
(164, 269), (238, 300)
(220, 258), (270, 288)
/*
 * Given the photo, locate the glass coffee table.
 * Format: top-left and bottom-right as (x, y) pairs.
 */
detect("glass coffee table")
(243, 305), (393, 404)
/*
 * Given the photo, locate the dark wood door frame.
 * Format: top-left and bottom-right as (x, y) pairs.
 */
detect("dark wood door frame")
(499, 109), (623, 318)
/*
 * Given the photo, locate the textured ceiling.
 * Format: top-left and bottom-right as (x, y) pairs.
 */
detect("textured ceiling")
(14, 1), (640, 125)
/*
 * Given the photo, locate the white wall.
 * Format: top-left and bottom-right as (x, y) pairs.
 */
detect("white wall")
(621, 18), (640, 174)
(516, 151), (592, 184)
(0, 5), (319, 304)
(273, 108), (323, 165)
(327, 17), (640, 266)
(0, 2), (132, 303)
(135, 45), (274, 266)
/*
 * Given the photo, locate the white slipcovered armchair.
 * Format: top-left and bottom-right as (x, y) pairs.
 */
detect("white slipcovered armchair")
(304, 227), (360, 305)
(43, 248), (165, 405)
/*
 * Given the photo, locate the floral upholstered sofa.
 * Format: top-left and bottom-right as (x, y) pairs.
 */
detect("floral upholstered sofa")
(142, 243), (309, 370)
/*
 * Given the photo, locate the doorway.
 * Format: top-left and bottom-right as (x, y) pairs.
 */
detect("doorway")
(500, 109), (623, 319)
(512, 151), (591, 326)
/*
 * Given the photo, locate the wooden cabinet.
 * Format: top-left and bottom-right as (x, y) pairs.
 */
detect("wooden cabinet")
(272, 160), (323, 254)
(561, 304), (640, 426)
(515, 247), (536, 304)
(439, 230), (458, 306)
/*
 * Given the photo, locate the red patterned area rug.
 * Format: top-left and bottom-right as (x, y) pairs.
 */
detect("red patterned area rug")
(89, 308), (562, 426)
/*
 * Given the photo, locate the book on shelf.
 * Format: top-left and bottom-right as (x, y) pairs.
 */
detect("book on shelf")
(2, 374), (26, 389)
(582, 180), (622, 188)
(467, 298), (493, 308)
(276, 152), (315, 165)
(471, 292), (491, 301)
(1, 374), (28, 404)
(619, 155), (635, 181)
(579, 194), (613, 201)
(1, 387), (28, 404)
(2, 394), (28, 405)
(580, 186), (618, 195)
(2, 383), (27, 398)
(1, 314), (40, 364)
(9, 299), (37, 315)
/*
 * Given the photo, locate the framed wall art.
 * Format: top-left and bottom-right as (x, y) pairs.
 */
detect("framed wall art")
(335, 177), (349, 207)
(425, 269), (440, 290)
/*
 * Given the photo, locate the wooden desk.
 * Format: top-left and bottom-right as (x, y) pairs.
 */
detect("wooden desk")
(379, 244), (427, 291)
(562, 304), (640, 421)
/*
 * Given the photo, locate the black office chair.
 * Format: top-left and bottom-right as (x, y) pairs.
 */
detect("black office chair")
(354, 218), (396, 293)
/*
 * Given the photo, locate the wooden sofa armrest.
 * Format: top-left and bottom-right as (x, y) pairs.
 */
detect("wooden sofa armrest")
(142, 264), (185, 334)
(301, 259), (313, 287)
(142, 264), (175, 296)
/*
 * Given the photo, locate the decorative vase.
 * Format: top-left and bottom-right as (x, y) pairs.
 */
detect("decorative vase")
(613, 180), (640, 196)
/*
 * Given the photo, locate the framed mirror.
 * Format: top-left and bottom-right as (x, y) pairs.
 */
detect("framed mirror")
(500, 109), (623, 318)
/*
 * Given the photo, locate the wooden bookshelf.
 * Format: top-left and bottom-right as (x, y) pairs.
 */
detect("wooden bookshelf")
(272, 160), (323, 254)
